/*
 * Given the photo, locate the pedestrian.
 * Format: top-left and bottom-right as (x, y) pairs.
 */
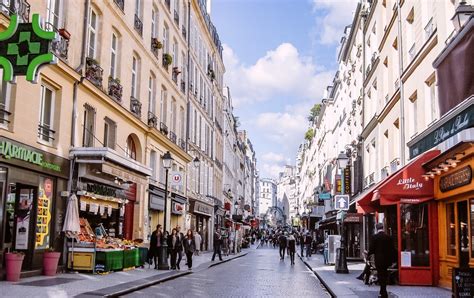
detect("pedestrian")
(300, 233), (306, 257)
(176, 225), (184, 270)
(212, 230), (223, 261)
(149, 224), (164, 269)
(323, 236), (329, 265)
(194, 230), (202, 256)
(183, 229), (196, 270)
(168, 228), (180, 270)
(287, 233), (296, 265)
(278, 232), (287, 260)
(305, 233), (313, 257)
(368, 223), (396, 298)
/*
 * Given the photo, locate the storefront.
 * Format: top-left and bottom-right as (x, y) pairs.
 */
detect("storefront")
(189, 199), (214, 251)
(0, 137), (70, 276)
(343, 213), (362, 259)
(148, 184), (165, 238)
(170, 193), (186, 230)
(358, 149), (441, 286)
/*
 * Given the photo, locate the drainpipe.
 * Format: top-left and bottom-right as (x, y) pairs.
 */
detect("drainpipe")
(396, 0), (406, 166)
(68, 0), (90, 194)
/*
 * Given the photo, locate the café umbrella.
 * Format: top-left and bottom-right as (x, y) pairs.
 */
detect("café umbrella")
(62, 194), (80, 270)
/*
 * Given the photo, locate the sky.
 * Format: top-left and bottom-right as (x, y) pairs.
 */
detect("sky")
(212, 0), (358, 179)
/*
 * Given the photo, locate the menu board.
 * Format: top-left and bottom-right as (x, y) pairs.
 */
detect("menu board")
(453, 267), (474, 298)
(35, 177), (52, 249)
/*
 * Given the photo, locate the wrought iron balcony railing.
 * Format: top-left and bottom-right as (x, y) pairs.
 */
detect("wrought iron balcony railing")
(160, 122), (168, 135)
(0, 103), (11, 125)
(178, 138), (186, 150)
(182, 26), (187, 40)
(45, 23), (70, 60)
(169, 131), (177, 144)
(108, 77), (122, 102)
(85, 57), (103, 88)
(148, 111), (158, 128)
(165, 0), (170, 11)
(0, 0), (30, 23)
(38, 124), (55, 142)
(130, 96), (142, 118)
(174, 10), (179, 26)
(113, 0), (124, 11)
(134, 14), (143, 36)
(180, 80), (185, 93)
(390, 157), (400, 173)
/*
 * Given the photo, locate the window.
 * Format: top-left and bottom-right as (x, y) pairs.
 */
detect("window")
(126, 136), (137, 160)
(447, 202), (456, 256)
(425, 75), (438, 124)
(47, 0), (62, 28)
(110, 33), (118, 79)
(400, 203), (430, 267)
(172, 41), (178, 68)
(103, 117), (116, 149)
(170, 98), (177, 132)
(163, 24), (169, 53)
(135, 0), (141, 18)
(87, 8), (98, 59)
(180, 106), (185, 140)
(160, 87), (168, 124)
(131, 56), (139, 98)
(0, 70), (11, 128)
(151, 8), (159, 38)
(82, 104), (95, 147)
(148, 75), (156, 114)
(38, 84), (55, 143)
(409, 92), (418, 137)
(150, 150), (157, 183)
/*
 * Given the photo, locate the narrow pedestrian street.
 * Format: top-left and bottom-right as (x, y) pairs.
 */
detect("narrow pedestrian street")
(126, 246), (329, 297)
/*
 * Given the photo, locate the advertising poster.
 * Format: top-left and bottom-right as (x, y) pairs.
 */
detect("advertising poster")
(36, 177), (53, 249)
(15, 190), (33, 250)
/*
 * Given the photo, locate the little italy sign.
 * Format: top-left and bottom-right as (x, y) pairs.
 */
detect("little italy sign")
(396, 177), (423, 191)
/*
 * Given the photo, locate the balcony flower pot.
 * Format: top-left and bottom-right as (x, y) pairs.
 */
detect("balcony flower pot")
(58, 28), (71, 40)
(43, 251), (61, 276)
(163, 53), (173, 66)
(151, 38), (163, 49)
(5, 252), (24, 282)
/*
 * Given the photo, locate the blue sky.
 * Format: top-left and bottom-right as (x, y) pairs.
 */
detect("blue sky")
(212, 0), (358, 178)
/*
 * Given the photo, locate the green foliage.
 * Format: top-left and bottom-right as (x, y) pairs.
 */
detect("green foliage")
(307, 103), (322, 122)
(304, 128), (314, 141)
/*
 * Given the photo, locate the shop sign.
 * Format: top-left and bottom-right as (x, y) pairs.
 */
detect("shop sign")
(101, 163), (147, 185)
(452, 267), (474, 298)
(344, 167), (351, 195)
(335, 175), (342, 194)
(396, 177), (423, 191)
(409, 104), (474, 159)
(344, 213), (362, 223)
(0, 14), (57, 83)
(193, 201), (213, 216)
(172, 202), (184, 215)
(440, 166), (472, 193)
(86, 183), (125, 198)
(170, 171), (183, 186)
(318, 193), (332, 200)
(0, 139), (63, 173)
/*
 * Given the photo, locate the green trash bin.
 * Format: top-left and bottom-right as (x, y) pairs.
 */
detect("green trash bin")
(123, 248), (139, 268)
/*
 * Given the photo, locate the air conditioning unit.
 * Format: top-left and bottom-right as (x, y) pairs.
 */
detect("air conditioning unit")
(327, 235), (341, 264)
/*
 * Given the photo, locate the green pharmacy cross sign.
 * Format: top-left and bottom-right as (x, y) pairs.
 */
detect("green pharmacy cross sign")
(0, 14), (57, 83)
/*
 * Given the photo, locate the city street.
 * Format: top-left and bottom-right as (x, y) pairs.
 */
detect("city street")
(125, 246), (329, 297)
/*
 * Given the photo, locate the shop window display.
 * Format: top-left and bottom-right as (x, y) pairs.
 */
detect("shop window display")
(35, 177), (53, 250)
(400, 203), (430, 267)
(447, 202), (456, 256)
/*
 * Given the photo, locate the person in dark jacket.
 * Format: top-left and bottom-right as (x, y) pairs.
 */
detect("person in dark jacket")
(212, 230), (223, 261)
(149, 225), (163, 269)
(278, 232), (287, 260)
(287, 234), (296, 265)
(300, 234), (306, 257)
(175, 225), (184, 270)
(168, 228), (180, 270)
(368, 223), (396, 298)
(305, 233), (313, 257)
(183, 229), (196, 270)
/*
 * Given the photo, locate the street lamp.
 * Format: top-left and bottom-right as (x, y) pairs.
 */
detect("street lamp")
(158, 151), (173, 270)
(193, 156), (200, 168)
(451, 1), (474, 32)
(335, 150), (349, 274)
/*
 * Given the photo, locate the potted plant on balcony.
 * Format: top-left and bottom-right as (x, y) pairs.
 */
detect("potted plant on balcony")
(58, 28), (71, 40)
(151, 38), (163, 49)
(43, 248), (61, 276)
(163, 53), (173, 67)
(172, 67), (181, 75)
(5, 251), (25, 281)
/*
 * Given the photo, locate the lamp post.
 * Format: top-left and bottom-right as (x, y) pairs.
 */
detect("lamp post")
(335, 150), (349, 274)
(158, 151), (173, 270)
(451, 1), (474, 32)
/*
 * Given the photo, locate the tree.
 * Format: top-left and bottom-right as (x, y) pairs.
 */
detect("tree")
(304, 128), (315, 141)
(307, 103), (322, 123)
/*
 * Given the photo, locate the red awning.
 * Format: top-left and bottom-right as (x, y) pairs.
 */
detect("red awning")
(373, 150), (440, 206)
(356, 181), (383, 214)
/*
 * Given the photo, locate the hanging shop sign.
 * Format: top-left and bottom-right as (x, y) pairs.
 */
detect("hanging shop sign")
(344, 167), (351, 195)
(409, 103), (474, 159)
(335, 175), (342, 195)
(172, 202), (184, 215)
(344, 213), (362, 223)
(0, 137), (69, 177)
(318, 192), (332, 200)
(170, 171), (183, 186)
(0, 14), (57, 83)
(440, 166), (472, 193)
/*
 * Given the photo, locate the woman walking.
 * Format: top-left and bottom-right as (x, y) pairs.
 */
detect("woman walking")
(149, 225), (163, 269)
(288, 233), (296, 265)
(183, 229), (196, 270)
(168, 228), (180, 269)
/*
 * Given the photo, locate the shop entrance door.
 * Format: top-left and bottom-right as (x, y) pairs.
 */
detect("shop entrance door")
(12, 184), (37, 270)
(457, 200), (469, 268)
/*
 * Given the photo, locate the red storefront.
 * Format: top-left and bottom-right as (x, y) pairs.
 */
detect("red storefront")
(357, 150), (440, 286)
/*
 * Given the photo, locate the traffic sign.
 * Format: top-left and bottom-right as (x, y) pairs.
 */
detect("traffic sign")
(334, 195), (349, 210)
(170, 171), (183, 186)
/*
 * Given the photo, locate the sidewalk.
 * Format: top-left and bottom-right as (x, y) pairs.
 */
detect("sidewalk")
(0, 250), (249, 298)
(297, 252), (451, 298)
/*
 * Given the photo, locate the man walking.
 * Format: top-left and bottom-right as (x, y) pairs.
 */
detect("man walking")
(175, 226), (184, 270)
(305, 233), (313, 257)
(212, 230), (223, 261)
(368, 223), (395, 298)
(278, 232), (287, 260)
(287, 233), (296, 265)
(300, 233), (306, 257)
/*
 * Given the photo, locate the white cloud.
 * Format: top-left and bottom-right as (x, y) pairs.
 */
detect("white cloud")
(260, 163), (286, 179)
(312, 0), (359, 45)
(223, 43), (333, 107)
(261, 152), (286, 163)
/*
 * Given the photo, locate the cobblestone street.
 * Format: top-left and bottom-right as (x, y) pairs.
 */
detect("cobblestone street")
(126, 246), (330, 297)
